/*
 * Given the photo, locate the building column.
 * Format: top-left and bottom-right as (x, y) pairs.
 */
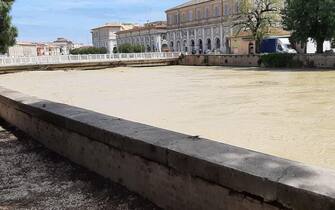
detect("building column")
(211, 26), (214, 51)
(195, 28), (198, 52)
(202, 27), (205, 51)
(220, 24), (224, 52)
(173, 31), (176, 52)
(157, 35), (162, 52)
(186, 29), (190, 53)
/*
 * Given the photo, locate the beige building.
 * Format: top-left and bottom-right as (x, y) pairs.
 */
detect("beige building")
(116, 21), (169, 52)
(52, 38), (74, 55)
(36, 43), (63, 56)
(166, 0), (242, 54)
(91, 23), (136, 53)
(8, 42), (38, 57)
(166, 0), (286, 54)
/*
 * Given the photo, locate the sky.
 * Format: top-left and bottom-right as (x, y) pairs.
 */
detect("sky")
(11, 0), (185, 44)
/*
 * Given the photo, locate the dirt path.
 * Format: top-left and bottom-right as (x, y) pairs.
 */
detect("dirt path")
(0, 120), (160, 210)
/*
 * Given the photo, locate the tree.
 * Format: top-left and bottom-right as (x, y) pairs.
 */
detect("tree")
(0, 0), (18, 54)
(132, 44), (145, 53)
(70, 47), (107, 55)
(118, 43), (133, 53)
(116, 43), (146, 53)
(234, 0), (283, 53)
(283, 0), (335, 53)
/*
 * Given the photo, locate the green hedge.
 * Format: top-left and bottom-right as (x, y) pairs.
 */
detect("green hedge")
(115, 43), (146, 53)
(70, 47), (107, 55)
(260, 54), (303, 68)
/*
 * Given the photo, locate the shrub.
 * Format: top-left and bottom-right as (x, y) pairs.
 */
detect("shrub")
(260, 54), (303, 68)
(70, 47), (107, 55)
(116, 43), (146, 53)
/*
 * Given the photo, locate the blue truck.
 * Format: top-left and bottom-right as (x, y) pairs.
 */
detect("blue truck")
(260, 37), (297, 54)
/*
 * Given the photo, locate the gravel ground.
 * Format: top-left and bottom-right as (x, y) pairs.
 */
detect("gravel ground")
(0, 119), (161, 210)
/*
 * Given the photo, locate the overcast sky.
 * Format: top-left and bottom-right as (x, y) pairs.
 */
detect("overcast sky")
(11, 0), (185, 44)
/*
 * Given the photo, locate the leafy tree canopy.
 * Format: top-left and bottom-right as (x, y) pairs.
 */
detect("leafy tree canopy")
(283, 0), (335, 53)
(234, 0), (283, 52)
(116, 43), (146, 53)
(70, 47), (107, 55)
(0, 0), (17, 54)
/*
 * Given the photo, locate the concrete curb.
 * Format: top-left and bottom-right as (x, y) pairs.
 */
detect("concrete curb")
(0, 87), (334, 210)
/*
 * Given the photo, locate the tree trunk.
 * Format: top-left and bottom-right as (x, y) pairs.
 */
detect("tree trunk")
(255, 39), (261, 54)
(316, 39), (324, 54)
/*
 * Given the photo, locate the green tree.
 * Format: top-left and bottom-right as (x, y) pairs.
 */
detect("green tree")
(283, 0), (335, 53)
(117, 43), (133, 53)
(116, 43), (145, 53)
(0, 0), (18, 54)
(132, 44), (145, 53)
(234, 0), (283, 53)
(70, 47), (107, 55)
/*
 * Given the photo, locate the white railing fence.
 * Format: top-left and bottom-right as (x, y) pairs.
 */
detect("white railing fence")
(0, 52), (181, 67)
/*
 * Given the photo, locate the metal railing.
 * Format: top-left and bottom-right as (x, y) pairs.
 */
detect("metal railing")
(0, 52), (181, 67)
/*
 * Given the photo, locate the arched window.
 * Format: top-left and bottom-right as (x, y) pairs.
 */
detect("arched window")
(191, 40), (195, 49)
(162, 44), (169, 52)
(190, 40), (195, 54)
(170, 41), (174, 52)
(207, 38), (212, 50)
(198, 39), (203, 53)
(183, 40), (188, 52)
(216, 38), (221, 49)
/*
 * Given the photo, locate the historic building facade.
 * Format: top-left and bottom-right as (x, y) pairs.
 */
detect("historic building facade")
(166, 0), (242, 54)
(116, 21), (169, 52)
(8, 42), (38, 57)
(91, 23), (136, 53)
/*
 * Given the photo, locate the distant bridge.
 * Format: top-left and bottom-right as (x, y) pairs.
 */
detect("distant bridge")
(0, 52), (180, 72)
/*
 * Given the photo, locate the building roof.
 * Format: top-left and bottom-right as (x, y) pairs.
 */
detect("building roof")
(91, 23), (136, 31)
(16, 42), (38, 46)
(116, 21), (167, 35)
(53, 37), (73, 44)
(166, 0), (211, 12)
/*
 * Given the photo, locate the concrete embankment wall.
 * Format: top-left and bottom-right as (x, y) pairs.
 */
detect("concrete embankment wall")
(0, 58), (178, 74)
(179, 54), (261, 67)
(294, 54), (335, 68)
(179, 54), (335, 69)
(0, 87), (334, 210)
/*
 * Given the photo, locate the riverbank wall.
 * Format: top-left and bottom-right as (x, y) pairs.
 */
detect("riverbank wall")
(0, 87), (334, 210)
(179, 54), (335, 69)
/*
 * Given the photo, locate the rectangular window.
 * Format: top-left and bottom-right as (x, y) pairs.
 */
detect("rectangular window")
(224, 5), (229, 16)
(196, 9), (201, 20)
(205, 7), (209, 18)
(188, 10), (193, 21)
(215, 6), (220, 17)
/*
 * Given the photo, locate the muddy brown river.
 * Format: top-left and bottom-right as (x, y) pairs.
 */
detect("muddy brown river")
(0, 66), (334, 170)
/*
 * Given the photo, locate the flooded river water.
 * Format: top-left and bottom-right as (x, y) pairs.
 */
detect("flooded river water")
(0, 66), (334, 169)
